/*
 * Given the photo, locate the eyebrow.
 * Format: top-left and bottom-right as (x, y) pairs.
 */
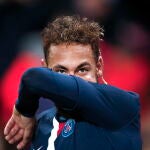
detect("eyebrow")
(76, 62), (91, 69)
(52, 65), (68, 70)
(53, 62), (91, 70)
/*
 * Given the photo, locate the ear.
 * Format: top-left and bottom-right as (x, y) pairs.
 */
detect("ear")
(96, 56), (103, 77)
(41, 58), (47, 67)
(96, 56), (108, 85)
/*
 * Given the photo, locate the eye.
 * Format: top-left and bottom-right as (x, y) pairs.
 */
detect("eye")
(78, 68), (89, 73)
(55, 69), (67, 74)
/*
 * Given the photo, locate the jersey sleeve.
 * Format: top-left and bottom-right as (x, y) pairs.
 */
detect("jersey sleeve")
(15, 67), (140, 129)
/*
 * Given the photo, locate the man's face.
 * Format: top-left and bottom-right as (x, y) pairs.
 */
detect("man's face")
(45, 43), (101, 83)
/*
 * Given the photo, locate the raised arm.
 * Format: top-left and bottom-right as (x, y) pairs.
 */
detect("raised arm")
(4, 67), (140, 149)
(16, 67), (140, 129)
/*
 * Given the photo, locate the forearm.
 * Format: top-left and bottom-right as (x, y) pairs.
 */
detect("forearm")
(15, 67), (79, 117)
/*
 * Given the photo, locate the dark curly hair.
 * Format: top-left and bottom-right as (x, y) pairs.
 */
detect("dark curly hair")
(41, 15), (104, 64)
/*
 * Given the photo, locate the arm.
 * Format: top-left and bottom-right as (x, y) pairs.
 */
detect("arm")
(4, 67), (140, 149)
(16, 67), (140, 129)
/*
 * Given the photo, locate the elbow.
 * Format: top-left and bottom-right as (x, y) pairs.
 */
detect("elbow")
(21, 67), (43, 87)
(21, 68), (37, 84)
(20, 67), (51, 90)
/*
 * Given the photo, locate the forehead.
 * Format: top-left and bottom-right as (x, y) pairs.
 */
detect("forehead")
(47, 43), (96, 67)
(50, 43), (93, 56)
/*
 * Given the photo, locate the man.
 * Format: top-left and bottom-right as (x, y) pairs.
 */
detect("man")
(4, 16), (142, 150)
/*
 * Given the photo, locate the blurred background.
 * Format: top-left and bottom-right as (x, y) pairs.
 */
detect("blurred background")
(0, 0), (149, 149)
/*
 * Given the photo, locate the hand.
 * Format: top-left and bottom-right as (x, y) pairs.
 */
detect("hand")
(4, 106), (36, 150)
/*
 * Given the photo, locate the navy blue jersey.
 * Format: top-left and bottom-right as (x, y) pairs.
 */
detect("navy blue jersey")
(15, 67), (142, 150)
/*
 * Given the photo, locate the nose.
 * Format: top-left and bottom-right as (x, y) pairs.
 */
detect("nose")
(68, 71), (75, 76)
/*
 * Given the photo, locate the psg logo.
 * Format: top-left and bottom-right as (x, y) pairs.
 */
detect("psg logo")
(62, 119), (75, 138)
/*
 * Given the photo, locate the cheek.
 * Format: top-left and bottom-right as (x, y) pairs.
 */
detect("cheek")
(81, 74), (97, 82)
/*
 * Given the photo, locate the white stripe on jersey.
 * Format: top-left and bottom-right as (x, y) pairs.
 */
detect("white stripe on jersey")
(47, 117), (59, 150)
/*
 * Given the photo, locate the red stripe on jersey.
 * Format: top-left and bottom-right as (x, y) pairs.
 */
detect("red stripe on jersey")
(57, 122), (65, 136)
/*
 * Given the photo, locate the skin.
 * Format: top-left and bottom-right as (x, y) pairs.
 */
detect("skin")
(4, 107), (35, 149)
(43, 43), (103, 82)
(4, 43), (104, 149)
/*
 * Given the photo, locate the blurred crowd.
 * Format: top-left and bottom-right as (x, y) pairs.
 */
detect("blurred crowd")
(0, 0), (149, 149)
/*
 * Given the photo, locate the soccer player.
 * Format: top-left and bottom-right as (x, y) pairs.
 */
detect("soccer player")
(4, 16), (142, 150)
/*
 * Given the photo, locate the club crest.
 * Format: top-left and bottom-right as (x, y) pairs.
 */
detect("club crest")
(62, 119), (75, 138)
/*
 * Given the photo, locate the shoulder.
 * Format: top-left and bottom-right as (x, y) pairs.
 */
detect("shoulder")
(91, 83), (140, 99)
